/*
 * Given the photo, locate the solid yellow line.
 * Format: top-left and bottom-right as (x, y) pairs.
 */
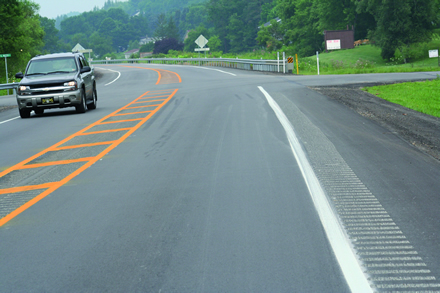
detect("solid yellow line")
(140, 95), (169, 99)
(80, 128), (132, 135)
(17, 157), (94, 169)
(54, 141), (116, 150)
(0, 183), (54, 195)
(125, 105), (161, 109)
(99, 118), (143, 124)
(113, 111), (153, 116)
(133, 99), (166, 104)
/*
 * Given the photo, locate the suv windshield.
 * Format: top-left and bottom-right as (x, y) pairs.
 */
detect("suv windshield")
(26, 57), (78, 75)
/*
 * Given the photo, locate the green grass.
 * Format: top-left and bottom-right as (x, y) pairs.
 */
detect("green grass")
(363, 79), (440, 118)
(298, 44), (440, 75)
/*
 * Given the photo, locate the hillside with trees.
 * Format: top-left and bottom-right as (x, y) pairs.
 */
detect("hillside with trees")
(1, 0), (440, 85)
(55, 0), (440, 60)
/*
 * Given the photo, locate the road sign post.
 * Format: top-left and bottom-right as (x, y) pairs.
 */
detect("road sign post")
(1, 54), (11, 95)
(195, 35), (209, 63)
(295, 54), (299, 75)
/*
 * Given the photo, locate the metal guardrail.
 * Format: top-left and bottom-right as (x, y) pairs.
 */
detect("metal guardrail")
(0, 82), (18, 96)
(90, 57), (289, 73)
(0, 82), (18, 91)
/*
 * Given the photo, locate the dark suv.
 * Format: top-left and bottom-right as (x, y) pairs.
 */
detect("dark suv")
(15, 52), (97, 118)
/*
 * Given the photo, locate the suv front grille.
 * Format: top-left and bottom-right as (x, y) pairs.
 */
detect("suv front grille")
(28, 83), (67, 95)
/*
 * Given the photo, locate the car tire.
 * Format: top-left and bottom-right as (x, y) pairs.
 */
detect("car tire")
(87, 85), (97, 110)
(76, 88), (87, 113)
(19, 108), (31, 118)
(34, 109), (44, 115)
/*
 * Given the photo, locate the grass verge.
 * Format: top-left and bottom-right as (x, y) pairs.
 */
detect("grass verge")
(363, 79), (440, 118)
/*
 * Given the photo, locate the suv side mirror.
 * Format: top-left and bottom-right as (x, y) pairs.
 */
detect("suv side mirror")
(80, 66), (91, 73)
(15, 72), (24, 79)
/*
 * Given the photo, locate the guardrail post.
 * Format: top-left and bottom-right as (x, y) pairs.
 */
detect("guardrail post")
(277, 52), (280, 73)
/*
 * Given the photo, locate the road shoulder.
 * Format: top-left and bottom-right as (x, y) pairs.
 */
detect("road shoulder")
(310, 83), (440, 161)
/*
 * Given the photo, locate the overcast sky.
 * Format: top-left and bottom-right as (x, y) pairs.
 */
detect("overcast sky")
(33, 0), (112, 19)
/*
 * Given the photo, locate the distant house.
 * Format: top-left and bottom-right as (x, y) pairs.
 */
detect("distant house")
(140, 52), (152, 58)
(259, 17), (281, 29)
(140, 35), (157, 45)
(124, 49), (139, 59)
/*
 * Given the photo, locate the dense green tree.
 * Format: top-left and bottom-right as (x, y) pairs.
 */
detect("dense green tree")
(112, 23), (137, 50)
(99, 18), (117, 34)
(153, 38), (184, 54)
(260, 2), (277, 24)
(130, 14), (150, 38)
(286, 0), (322, 56)
(107, 8), (129, 24)
(183, 25), (211, 52)
(207, 0), (272, 53)
(140, 42), (154, 52)
(227, 13), (245, 53)
(316, 0), (356, 31)
(39, 17), (61, 54)
(60, 15), (90, 43)
(128, 39), (140, 51)
(71, 33), (89, 49)
(166, 16), (180, 40)
(357, 0), (437, 60)
(257, 18), (284, 51)
(89, 32), (113, 57)
(207, 0), (235, 52)
(0, 0), (44, 76)
(58, 7), (149, 55)
(208, 35), (222, 52)
(262, 0), (322, 56)
(180, 4), (209, 32)
(154, 13), (168, 39)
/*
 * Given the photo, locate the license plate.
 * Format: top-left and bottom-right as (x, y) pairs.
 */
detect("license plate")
(41, 98), (54, 104)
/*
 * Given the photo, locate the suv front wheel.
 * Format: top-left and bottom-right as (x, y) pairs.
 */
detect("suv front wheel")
(76, 88), (87, 113)
(87, 85), (97, 110)
(19, 108), (31, 118)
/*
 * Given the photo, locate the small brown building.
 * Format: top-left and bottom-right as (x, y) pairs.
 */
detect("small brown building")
(324, 28), (354, 51)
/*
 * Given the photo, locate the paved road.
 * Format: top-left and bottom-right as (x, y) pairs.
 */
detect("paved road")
(1, 65), (439, 292)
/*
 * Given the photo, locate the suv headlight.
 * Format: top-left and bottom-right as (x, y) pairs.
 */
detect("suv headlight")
(18, 86), (30, 95)
(64, 81), (77, 91)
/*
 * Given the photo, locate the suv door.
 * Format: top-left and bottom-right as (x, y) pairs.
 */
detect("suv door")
(79, 56), (92, 98)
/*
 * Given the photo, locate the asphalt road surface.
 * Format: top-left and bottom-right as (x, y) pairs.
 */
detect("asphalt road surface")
(1, 65), (439, 292)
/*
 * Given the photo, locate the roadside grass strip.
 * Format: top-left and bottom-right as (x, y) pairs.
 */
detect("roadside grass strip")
(364, 79), (440, 118)
(0, 89), (178, 226)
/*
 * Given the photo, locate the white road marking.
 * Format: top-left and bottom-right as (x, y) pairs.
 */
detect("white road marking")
(0, 116), (20, 124)
(258, 86), (372, 293)
(95, 67), (121, 86)
(190, 66), (237, 76)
